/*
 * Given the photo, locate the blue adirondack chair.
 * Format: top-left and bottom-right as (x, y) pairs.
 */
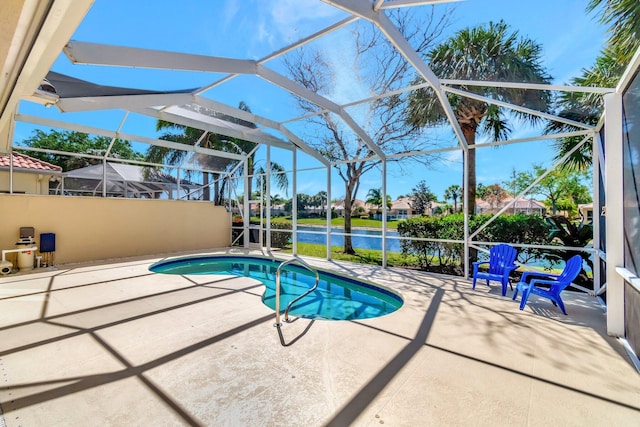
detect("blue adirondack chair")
(472, 244), (518, 296)
(512, 255), (583, 315)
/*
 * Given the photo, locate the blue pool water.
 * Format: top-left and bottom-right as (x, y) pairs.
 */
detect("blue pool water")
(149, 255), (403, 321)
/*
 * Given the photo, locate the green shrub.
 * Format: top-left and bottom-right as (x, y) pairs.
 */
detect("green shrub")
(397, 214), (551, 275)
(269, 221), (292, 248)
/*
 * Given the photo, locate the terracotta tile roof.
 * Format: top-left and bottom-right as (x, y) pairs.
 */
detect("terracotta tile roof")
(0, 152), (62, 172)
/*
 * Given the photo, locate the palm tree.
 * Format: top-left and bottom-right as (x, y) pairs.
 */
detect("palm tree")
(366, 188), (392, 217)
(146, 121), (230, 201)
(313, 191), (328, 216)
(589, 0), (640, 55)
(406, 20), (552, 215)
(145, 102), (288, 203)
(255, 163), (289, 199)
(366, 188), (383, 214)
(443, 184), (462, 213)
(270, 194), (286, 206)
(548, 1), (639, 170)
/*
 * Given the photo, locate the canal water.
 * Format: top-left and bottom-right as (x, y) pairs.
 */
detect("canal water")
(295, 226), (402, 252)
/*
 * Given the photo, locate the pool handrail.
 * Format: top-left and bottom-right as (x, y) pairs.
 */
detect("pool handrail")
(274, 257), (320, 326)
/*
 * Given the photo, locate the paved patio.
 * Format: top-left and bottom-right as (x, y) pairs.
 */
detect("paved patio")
(0, 248), (638, 426)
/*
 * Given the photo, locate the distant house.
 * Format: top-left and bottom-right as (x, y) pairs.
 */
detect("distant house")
(388, 197), (413, 219)
(0, 152), (62, 194)
(386, 197), (446, 219)
(271, 203), (287, 216)
(475, 197), (546, 215)
(331, 199), (371, 217)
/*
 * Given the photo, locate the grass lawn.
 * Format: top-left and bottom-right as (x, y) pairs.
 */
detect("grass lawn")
(270, 216), (400, 229)
(280, 242), (417, 267)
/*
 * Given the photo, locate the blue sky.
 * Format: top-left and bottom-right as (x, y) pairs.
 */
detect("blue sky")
(15, 0), (606, 202)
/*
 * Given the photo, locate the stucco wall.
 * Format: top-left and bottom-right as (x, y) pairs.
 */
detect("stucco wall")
(0, 171), (53, 194)
(0, 194), (231, 264)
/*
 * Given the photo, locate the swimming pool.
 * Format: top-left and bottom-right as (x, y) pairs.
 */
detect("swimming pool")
(149, 255), (403, 321)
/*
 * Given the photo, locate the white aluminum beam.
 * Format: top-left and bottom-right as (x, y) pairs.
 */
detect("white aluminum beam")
(326, 165), (332, 260)
(616, 45), (640, 93)
(194, 95), (328, 164)
(0, 0), (94, 152)
(18, 144), (116, 161)
(56, 93), (194, 113)
(266, 144), (272, 248)
(57, 41), (354, 161)
(257, 65), (386, 159)
(382, 159), (388, 267)
(133, 107), (290, 151)
(16, 145), (225, 174)
(466, 130), (591, 150)
(64, 41), (258, 74)
(384, 130), (590, 161)
(259, 16), (359, 64)
(604, 92), (625, 337)
(330, 1), (469, 150)
(341, 83), (429, 110)
(104, 112), (129, 158)
(322, 0), (378, 20)
(278, 125), (330, 166)
(441, 79), (615, 94)
(288, 76), (611, 126)
(379, 0), (463, 9)
(195, 16), (358, 95)
(15, 113), (244, 161)
(592, 131), (601, 295)
(280, 109), (331, 125)
(195, 96), (282, 130)
(163, 105), (273, 138)
(292, 148), (298, 255)
(443, 86), (595, 130)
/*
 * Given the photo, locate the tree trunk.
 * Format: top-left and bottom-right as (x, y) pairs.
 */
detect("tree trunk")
(343, 185), (356, 255)
(202, 172), (210, 201)
(463, 127), (476, 216)
(551, 198), (557, 215)
(247, 175), (253, 204)
(213, 173), (219, 205)
(462, 126), (477, 271)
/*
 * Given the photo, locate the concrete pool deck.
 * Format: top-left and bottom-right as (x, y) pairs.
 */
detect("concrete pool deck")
(0, 248), (638, 426)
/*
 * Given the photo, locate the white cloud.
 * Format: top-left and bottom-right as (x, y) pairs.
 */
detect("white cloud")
(256, 20), (275, 47)
(216, 0), (343, 58)
(444, 150), (462, 164)
(221, 0), (240, 31)
(269, 0), (341, 39)
(233, 0), (344, 52)
(322, 33), (370, 105)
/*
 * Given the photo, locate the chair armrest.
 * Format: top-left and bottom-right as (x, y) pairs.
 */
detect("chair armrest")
(472, 261), (489, 267)
(529, 278), (562, 288)
(504, 265), (518, 273)
(520, 271), (559, 282)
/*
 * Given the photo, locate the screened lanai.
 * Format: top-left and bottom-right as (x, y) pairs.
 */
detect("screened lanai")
(0, 0), (638, 370)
